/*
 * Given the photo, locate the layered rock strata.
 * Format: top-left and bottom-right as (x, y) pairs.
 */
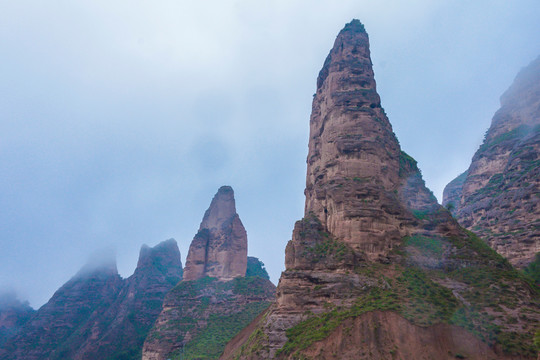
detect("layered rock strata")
(221, 20), (539, 360)
(0, 240), (183, 360)
(183, 186), (248, 281)
(142, 187), (275, 360)
(443, 56), (540, 268)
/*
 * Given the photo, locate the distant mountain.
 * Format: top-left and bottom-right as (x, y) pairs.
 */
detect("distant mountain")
(443, 56), (540, 269)
(0, 293), (34, 347)
(0, 240), (183, 360)
(143, 186), (276, 360)
(221, 20), (539, 360)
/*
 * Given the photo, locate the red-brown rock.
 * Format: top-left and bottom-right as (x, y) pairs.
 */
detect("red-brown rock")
(443, 56), (540, 268)
(183, 186), (248, 281)
(221, 20), (539, 360)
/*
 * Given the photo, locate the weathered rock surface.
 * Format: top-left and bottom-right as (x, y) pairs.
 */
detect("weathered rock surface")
(0, 293), (34, 347)
(221, 20), (539, 360)
(443, 56), (540, 268)
(142, 187), (275, 360)
(183, 186), (248, 281)
(0, 240), (183, 360)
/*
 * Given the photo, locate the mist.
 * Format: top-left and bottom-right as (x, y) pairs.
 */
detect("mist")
(1, 0), (539, 308)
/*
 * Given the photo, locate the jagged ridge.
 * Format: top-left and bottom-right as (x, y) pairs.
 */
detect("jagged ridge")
(0, 240), (183, 360)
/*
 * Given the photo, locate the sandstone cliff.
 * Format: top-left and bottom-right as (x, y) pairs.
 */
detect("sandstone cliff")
(221, 20), (539, 360)
(0, 240), (183, 360)
(142, 187), (275, 360)
(183, 186), (248, 281)
(443, 56), (540, 269)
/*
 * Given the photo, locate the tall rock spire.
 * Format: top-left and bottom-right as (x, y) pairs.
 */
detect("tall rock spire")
(220, 20), (539, 360)
(183, 186), (248, 281)
(304, 19), (415, 261)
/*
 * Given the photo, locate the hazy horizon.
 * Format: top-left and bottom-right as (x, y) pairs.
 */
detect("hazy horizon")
(1, 0), (539, 308)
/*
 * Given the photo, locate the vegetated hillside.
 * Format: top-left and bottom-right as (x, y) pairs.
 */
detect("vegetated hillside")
(443, 55), (540, 269)
(221, 20), (539, 360)
(0, 240), (183, 360)
(142, 187), (276, 360)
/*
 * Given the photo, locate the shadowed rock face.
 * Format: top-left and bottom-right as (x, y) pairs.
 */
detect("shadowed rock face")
(443, 56), (540, 268)
(0, 258), (123, 360)
(0, 240), (183, 360)
(0, 294), (34, 348)
(183, 186), (248, 281)
(221, 20), (539, 360)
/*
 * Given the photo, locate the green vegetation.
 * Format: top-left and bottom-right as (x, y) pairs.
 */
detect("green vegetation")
(398, 151), (418, 178)
(278, 232), (539, 358)
(245, 257), (270, 280)
(172, 302), (271, 360)
(523, 252), (540, 286)
(164, 275), (274, 360)
(277, 287), (400, 356)
(304, 235), (349, 263)
(405, 235), (445, 257)
(233, 277), (270, 296)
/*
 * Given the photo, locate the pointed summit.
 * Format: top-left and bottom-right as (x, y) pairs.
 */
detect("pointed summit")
(183, 186), (248, 281)
(305, 18), (415, 261)
(221, 21), (539, 360)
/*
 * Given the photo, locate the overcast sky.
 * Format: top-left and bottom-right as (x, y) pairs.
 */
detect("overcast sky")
(1, 0), (539, 308)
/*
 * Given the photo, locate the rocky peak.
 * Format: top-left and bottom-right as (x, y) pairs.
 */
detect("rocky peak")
(136, 238), (183, 280)
(200, 186), (237, 230)
(221, 21), (539, 360)
(304, 19), (413, 261)
(182, 186), (248, 281)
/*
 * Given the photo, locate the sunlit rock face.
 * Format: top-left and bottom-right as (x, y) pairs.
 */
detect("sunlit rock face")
(220, 20), (539, 360)
(443, 56), (540, 268)
(183, 186), (248, 281)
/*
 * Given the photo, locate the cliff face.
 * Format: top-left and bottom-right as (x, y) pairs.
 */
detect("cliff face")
(0, 240), (183, 360)
(183, 186), (248, 281)
(304, 22), (408, 260)
(443, 56), (540, 268)
(142, 187), (275, 360)
(221, 20), (539, 360)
